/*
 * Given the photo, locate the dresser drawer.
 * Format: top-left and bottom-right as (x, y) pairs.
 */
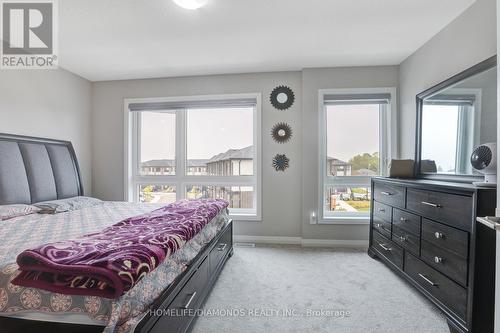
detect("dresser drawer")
(373, 201), (392, 238)
(373, 182), (405, 208)
(151, 257), (209, 333)
(406, 189), (472, 230)
(421, 218), (469, 259)
(405, 253), (467, 320)
(392, 208), (421, 236)
(392, 225), (420, 256)
(372, 231), (403, 270)
(421, 239), (468, 286)
(373, 201), (391, 222)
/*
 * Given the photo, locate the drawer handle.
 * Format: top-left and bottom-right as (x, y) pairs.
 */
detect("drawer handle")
(434, 256), (444, 264)
(434, 232), (444, 239)
(380, 191), (392, 196)
(378, 243), (392, 251)
(375, 223), (388, 231)
(400, 217), (407, 222)
(217, 243), (227, 252)
(378, 208), (386, 213)
(421, 201), (442, 208)
(418, 273), (438, 286)
(182, 292), (197, 309)
(399, 236), (407, 242)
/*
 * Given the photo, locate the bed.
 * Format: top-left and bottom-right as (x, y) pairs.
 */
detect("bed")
(0, 133), (234, 333)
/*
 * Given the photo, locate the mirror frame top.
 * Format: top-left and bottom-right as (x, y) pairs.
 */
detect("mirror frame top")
(415, 55), (497, 183)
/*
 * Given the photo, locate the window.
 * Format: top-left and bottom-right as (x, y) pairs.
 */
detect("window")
(421, 92), (478, 174)
(126, 94), (261, 219)
(320, 89), (395, 222)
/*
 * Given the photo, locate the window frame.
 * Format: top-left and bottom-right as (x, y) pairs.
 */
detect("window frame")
(318, 88), (397, 225)
(124, 93), (262, 221)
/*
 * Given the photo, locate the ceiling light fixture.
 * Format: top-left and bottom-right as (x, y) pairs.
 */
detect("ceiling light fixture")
(173, 0), (208, 10)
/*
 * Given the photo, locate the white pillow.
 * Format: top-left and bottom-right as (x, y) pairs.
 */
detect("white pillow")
(0, 204), (41, 220)
(34, 196), (103, 214)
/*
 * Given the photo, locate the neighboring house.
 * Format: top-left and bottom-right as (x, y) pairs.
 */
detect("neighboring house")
(327, 157), (352, 176)
(205, 146), (254, 208)
(140, 159), (176, 175)
(140, 159), (209, 175)
(206, 146), (254, 176)
(141, 147), (254, 208)
(187, 159), (210, 175)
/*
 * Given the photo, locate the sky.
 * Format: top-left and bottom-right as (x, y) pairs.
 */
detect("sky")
(140, 108), (253, 162)
(326, 104), (379, 162)
(421, 105), (459, 172)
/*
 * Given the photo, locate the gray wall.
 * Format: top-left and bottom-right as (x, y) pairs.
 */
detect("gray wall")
(301, 66), (399, 241)
(92, 67), (398, 241)
(0, 69), (93, 194)
(454, 67), (497, 144)
(399, 0), (497, 158)
(92, 72), (304, 238)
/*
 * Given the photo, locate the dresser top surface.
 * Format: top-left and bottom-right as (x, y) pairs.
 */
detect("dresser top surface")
(373, 177), (495, 193)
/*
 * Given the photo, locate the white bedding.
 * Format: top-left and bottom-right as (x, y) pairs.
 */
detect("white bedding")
(0, 201), (229, 332)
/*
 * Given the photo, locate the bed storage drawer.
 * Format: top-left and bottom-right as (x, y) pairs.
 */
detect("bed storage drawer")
(209, 223), (233, 276)
(373, 183), (405, 208)
(404, 252), (467, 321)
(406, 189), (472, 230)
(151, 257), (209, 333)
(372, 231), (403, 270)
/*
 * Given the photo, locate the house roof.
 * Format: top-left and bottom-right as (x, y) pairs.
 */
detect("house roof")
(141, 159), (209, 168)
(141, 159), (175, 167)
(327, 157), (350, 166)
(208, 146), (253, 163)
(141, 147), (253, 167)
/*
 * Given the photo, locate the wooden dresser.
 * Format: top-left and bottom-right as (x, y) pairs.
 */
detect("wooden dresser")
(369, 178), (496, 333)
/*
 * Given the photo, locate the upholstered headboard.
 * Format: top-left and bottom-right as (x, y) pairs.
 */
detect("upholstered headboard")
(0, 133), (84, 205)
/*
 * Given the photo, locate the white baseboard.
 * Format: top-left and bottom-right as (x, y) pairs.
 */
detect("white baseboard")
(233, 235), (368, 249)
(301, 238), (369, 248)
(234, 235), (301, 245)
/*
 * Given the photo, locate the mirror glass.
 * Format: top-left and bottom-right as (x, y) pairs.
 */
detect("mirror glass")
(420, 64), (497, 176)
(277, 92), (288, 104)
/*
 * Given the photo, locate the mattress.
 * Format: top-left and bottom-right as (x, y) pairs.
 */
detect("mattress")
(0, 201), (229, 333)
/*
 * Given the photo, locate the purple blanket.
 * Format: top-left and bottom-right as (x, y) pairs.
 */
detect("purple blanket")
(12, 199), (229, 299)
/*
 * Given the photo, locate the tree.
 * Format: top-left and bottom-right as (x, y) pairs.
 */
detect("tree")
(348, 152), (379, 173)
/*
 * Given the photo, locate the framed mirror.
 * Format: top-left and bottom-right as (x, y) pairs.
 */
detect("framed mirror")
(415, 55), (497, 182)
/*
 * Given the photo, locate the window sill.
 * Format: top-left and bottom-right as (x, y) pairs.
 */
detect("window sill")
(229, 214), (261, 222)
(319, 217), (370, 225)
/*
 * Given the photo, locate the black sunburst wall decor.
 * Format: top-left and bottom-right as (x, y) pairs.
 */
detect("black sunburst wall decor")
(272, 122), (292, 144)
(270, 85), (295, 110)
(272, 154), (290, 172)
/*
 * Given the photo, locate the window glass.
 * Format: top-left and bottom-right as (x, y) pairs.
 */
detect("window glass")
(421, 105), (459, 173)
(139, 185), (176, 204)
(324, 186), (371, 215)
(139, 112), (176, 175)
(186, 185), (254, 209)
(186, 108), (254, 176)
(326, 104), (380, 177)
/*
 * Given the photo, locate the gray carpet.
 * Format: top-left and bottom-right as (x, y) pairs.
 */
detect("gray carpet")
(191, 245), (449, 333)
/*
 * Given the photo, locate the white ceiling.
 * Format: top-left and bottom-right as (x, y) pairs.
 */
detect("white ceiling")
(59, 0), (476, 81)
